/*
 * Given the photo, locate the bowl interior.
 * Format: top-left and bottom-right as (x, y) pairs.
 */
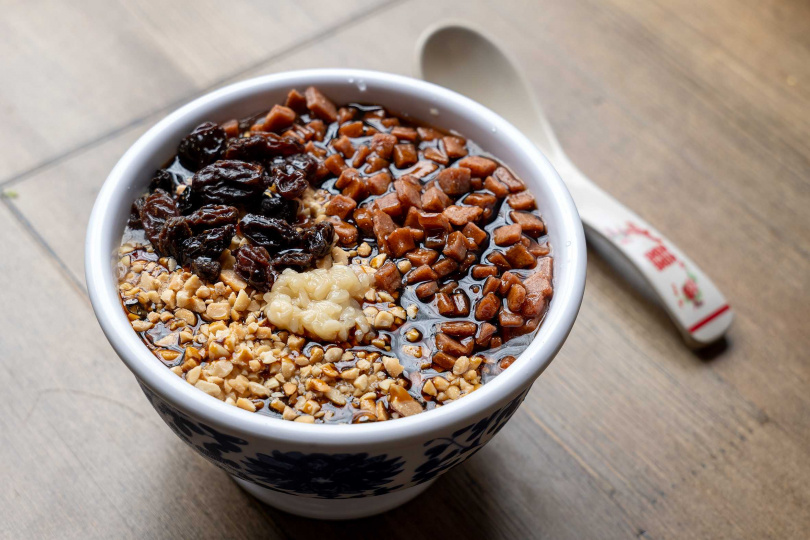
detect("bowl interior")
(86, 69), (586, 446)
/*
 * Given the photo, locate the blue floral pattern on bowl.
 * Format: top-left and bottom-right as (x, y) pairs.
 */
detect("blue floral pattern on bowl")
(411, 390), (527, 485)
(140, 383), (527, 498)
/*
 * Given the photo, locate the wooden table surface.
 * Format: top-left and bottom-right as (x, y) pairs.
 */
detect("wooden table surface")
(2, 0), (808, 538)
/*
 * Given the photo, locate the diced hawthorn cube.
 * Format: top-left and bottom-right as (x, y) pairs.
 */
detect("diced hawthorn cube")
(354, 206), (374, 236)
(325, 194), (357, 220)
(263, 105), (296, 133)
(521, 270), (553, 318)
(424, 146), (449, 165)
(442, 136), (468, 158)
(424, 231), (447, 250)
(452, 292), (471, 316)
(510, 211), (546, 237)
(373, 209), (396, 247)
(336, 168), (360, 189)
(391, 126), (419, 142)
(434, 258), (459, 278)
(459, 252), (476, 273)
(339, 121), (365, 138)
(332, 135), (355, 158)
(387, 228), (416, 257)
(394, 179), (422, 210)
(418, 212), (452, 232)
(505, 244), (537, 269)
(528, 238), (551, 257)
(415, 281), (439, 300)
(499, 311), (524, 327)
(463, 192), (498, 220)
(443, 205), (482, 227)
(487, 251), (511, 270)
(507, 284), (527, 312)
(475, 293), (500, 320)
(471, 265), (499, 279)
(442, 231), (468, 262)
(376, 192), (403, 218)
(441, 321), (478, 338)
(436, 333), (474, 356)
(337, 107), (355, 124)
(457, 156), (498, 177)
(307, 119), (326, 141)
(499, 272), (522, 295)
(417, 127), (443, 141)
(484, 175), (509, 198)
(439, 281), (458, 295)
(421, 186), (452, 212)
(483, 276), (500, 296)
(462, 222), (488, 246)
(285, 89), (307, 113)
(375, 261), (402, 293)
(305, 86), (337, 122)
(370, 133), (397, 159)
(432, 351), (457, 370)
(435, 293), (456, 316)
(508, 191), (536, 211)
(393, 143), (418, 168)
(366, 171), (392, 195)
(494, 224), (523, 246)
(537, 256), (553, 279)
(331, 218), (358, 246)
(406, 248), (439, 267)
(323, 153), (347, 176)
(365, 155), (389, 173)
(406, 265), (438, 284)
(475, 322), (498, 347)
(404, 206), (421, 228)
(408, 160), (438, 178)
(351, 145), (371, 168)
(493, 166), (525, 192)
(436, 167), (471, 196)
(342, 176), (368, 201)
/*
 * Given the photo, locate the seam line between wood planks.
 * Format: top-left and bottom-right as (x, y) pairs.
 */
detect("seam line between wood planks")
(0, 0), (406, 192)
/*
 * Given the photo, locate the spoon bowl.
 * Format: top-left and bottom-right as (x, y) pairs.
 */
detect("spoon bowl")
(418, 22), (733, 348)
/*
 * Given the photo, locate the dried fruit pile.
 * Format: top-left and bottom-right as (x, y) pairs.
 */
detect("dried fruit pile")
(118, 87), (553, 423)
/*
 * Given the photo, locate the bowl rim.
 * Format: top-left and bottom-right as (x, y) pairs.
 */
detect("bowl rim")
(85, 68), (586, 447)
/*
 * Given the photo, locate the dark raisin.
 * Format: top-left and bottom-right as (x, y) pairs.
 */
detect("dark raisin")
(186, 205), (239, 232)
(285, 153), (318, 179)
(269, 153), (319, 200)
(156, 216), (192, 262)
(182, 225), (235, 262)
(191, 257), (222, 283)
(174, 185), (194, 215)
(272, 167), (308, 199)
(149, 169), (175, 192)
(139, 189), (179, 246)
(301, 221), (335, 259)
(234, 244), (275, 291)
(238, 214), (299, 251)
(259, 195), (299, 223)
(271, 251), (315, 269)
(191, 160), (267, 207)
(223, 133), (303, 163)
(177, 122), (227, 171)
(129, 197), (145, 228)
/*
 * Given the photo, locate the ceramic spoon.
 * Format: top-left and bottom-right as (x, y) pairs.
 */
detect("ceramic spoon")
(416, 22), (732, 348)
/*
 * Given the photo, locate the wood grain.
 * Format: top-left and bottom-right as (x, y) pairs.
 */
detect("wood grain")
(2, 0), (809, 538)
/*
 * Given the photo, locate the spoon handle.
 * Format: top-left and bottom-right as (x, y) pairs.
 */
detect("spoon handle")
(552, 154), (732, 347)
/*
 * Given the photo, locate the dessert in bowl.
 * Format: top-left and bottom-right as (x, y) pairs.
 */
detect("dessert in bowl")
(86, 69), (586, 519)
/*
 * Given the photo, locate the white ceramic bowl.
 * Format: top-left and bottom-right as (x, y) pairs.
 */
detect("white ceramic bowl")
(85, 69), (586, 520)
